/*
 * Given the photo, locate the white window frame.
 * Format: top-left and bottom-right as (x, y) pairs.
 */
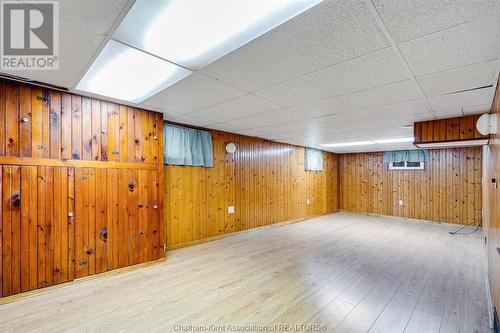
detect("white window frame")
(388, 161), (424, 170)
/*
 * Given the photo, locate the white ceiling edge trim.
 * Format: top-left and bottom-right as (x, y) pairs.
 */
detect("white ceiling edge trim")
(415, 139), (489, 149)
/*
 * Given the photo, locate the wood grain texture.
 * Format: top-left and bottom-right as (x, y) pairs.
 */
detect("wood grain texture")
(339, 148), (482, 225)
(164, 129), (339, 248)
(0, 79), (164, 298)
(414, 114), (487, 144)
(482, 79), (500, 319)
(0, 79), (161, 165)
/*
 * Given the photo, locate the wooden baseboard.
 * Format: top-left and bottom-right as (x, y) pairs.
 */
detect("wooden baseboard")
(166, 210), (338, 251)
(336, 209), (474, 227)
(0, 258), (166, 305)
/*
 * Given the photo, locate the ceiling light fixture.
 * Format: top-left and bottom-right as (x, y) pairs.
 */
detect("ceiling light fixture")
(322, 137), (415, 148)
(113, 0), (323, 69)
(76, 40), (192, 103)
(321, 141), (375, 148)
(374, 137), (414, 144)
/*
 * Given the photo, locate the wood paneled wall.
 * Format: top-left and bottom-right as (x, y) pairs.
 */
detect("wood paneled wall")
(0, 79), (164, 298)
(414, 114), (487, 144)
(339, 148), (482, 225)
(164, 130), (338, 248)
(482, 80), (500, 320)
(0, 81), (161, 163)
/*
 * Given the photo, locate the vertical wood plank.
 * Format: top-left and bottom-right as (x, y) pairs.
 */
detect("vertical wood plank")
(0, 81), (5, 156)
(36, 166), (46, 288)
(100, 101), (108, 161)
(5, 83), (20, 156)
(60, 93), (72, 160)
(49, 91), (61, 159)
(20, 166), (29, 292)
(95, 169), (107, 274)
(44, 167), (54, 287)
(19, 86), (32, 157)
(27, 166), (37, 290)
(67, 167), (75, 281)
(81, 98), (92, 161)
(107, 169), (118, 270)
(74, 168), (85, 278)
(91, 99), (101, 161)
(71, 96), (82, 160)
(107, 103), (119, 162)
(119, 105), (128, 162)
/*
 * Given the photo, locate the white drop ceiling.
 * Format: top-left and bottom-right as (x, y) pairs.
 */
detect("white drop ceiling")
(2, 0), (500, 153)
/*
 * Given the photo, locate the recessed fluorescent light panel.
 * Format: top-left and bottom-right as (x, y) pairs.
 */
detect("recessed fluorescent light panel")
(322, 137), (415, 148)
(374, 137), (414, 144)
(322, 141), (375, 148)
(76, 40), (192, 103)
(113, 0), (323, 69)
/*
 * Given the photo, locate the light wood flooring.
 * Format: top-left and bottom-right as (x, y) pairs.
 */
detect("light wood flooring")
(0, 212), (491, 332)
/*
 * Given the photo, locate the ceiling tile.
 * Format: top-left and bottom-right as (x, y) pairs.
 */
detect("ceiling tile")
(277, 126), (347, 140)
(208, 123), (246, 133)
(167, 114), (217, 128)
(372, 0), (473, 43)
(294, 133), (366, 147)
(431, 109), (464, 119)
(339, 113), (432, 132)
(200, 0), (388, 92)
(190, 94), (282, 122)
(291, 80), (422, 117)
(1, 18), (106, 89)
(399, 19), (500, 77)
(318, 99), (431, 126)
(254, 48), (410, 107)
(462, 104), (493, 115)
(22, 0), (128, 34)
(225, 109), (306, 129)
(416, 60), (497, 97)
(428, 86), (495, 111)
(254, 119), (328, 135)
(143, 73), (246, 114)
(233, 129), (270, 138)
(354, 126), (414, 139)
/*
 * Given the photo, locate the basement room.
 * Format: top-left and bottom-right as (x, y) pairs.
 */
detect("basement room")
(0, 0), (499, 332)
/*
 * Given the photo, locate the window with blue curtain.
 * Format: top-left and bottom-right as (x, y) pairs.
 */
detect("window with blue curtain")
(305, 148), (323, 171)
(383, 150), (428, 163)
(163, 124), (214, 167)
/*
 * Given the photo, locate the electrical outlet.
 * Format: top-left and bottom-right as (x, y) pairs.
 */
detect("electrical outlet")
(398, 200), (403, 206)
(227, 206), (235, 214)
(306, 198), (310, 205)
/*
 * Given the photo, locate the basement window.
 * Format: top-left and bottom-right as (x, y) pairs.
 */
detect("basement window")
(388, 161), (424, 170)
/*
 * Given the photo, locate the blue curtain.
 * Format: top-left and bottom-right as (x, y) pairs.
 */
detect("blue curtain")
(383, 150), (428, 163)
(164, 124), (214, 167)
(305, 148), (323, 171)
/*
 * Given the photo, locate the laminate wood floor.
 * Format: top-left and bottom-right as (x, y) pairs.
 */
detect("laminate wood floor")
(0, 212), (491, 332)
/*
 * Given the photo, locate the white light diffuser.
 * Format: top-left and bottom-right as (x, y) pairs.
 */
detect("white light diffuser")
(415, 139), (489, 149)
(374, 137), (414, 144)
(76, 40), (192, 103)
(322, 141), (375, 148)
(113, 0), (323, 69)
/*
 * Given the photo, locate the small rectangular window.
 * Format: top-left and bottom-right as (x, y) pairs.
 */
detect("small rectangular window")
(389, 161), (424, 170)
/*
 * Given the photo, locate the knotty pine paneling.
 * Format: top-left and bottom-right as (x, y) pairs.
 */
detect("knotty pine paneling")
(0, 79), (164, 298)
(414, 114), (487, 144)
(164, 130), (339, 248)
(339, 148), (482, 225)
(482, 80), (500, 318)
(0, 79), (162, 164)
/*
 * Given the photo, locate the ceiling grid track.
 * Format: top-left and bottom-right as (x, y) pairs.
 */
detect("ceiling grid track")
(364, 0), (436, 116)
